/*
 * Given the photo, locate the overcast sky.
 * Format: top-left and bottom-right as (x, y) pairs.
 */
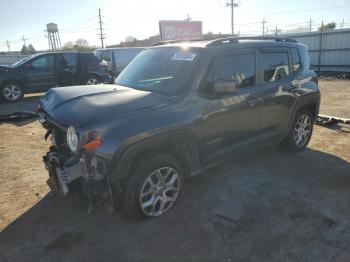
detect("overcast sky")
(1, 0), (350, 51)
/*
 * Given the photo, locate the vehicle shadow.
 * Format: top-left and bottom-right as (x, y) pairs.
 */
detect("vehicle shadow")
(0, 94), (41, 115)
(0, 95), (41, 126)
(1, 147), (350, 262)
(317, 123), (350, 134)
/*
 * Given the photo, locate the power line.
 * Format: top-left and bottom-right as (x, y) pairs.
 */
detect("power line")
(255, 5), (350, 16)
(59, 15), (98, 31)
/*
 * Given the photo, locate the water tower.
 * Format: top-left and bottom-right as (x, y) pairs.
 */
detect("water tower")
(46, 23), (61, 50)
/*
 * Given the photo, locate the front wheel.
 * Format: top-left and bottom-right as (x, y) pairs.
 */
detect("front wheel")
(281, 108), (314, 152)
(121, 154), (184, 219)
(1, 83), (24, 102)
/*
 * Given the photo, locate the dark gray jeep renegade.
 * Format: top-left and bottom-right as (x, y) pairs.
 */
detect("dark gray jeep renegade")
(39, 37), (320, 219)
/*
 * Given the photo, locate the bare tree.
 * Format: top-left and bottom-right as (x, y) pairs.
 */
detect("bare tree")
(319, 22), (336, 32)
(62, 41), (74, 50)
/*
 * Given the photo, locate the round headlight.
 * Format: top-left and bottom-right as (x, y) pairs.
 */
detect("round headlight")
(66, 126), (79, 153)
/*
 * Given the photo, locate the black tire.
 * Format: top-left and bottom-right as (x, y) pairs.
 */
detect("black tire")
(86, 75), (101, 85)
(281, 108), (314, 152)
(121, 154), (184, 219)
(1, 82), (24, 103)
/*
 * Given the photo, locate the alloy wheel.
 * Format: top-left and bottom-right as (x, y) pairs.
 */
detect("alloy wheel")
(139, 167), (180, 217)
(3, 85), (21, 101)
(293, 114), (311, 147)
(86, 78), (100, 85)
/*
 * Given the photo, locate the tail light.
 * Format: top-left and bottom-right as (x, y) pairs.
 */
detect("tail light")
(312, 75), (319, 85)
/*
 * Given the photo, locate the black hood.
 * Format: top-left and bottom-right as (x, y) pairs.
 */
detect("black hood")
(39, 84), (170, 126)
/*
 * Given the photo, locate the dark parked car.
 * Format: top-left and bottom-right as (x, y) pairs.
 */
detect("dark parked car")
(94, 47), (145, 77)
(39, 37), (320, 219)
(0, 52), (112, 102)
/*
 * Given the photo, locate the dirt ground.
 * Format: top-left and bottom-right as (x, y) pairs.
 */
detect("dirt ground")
(0, 80), (349, 262)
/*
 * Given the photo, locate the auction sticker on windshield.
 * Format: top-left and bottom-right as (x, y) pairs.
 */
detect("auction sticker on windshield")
(171, 53), (197, 61)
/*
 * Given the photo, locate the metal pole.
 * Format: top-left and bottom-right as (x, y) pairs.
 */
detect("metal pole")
(226, 1), (238, 35)
(318, 21), (324, 73)
(98, 8), (104, 48)
(6, 40), (10, 52)
(309, 19), (312, 32)
(231, 0), (234, 35)
(262, 18), (266, 36)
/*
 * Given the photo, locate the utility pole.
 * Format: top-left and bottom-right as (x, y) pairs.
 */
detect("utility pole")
(6, 40), (10, 52)
(226, 0), (239, 35)
(21, 36), (27, 46)
(262, 18), (267, 36)
(318, 21), (324, 72)
(98, 8), (105, 48)
(275, 26), (278, 37)
(309, 19), (312, 32)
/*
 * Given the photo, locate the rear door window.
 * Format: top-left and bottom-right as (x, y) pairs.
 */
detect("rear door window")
(61, 53), (77, 67)
(261, 52), (290, 82)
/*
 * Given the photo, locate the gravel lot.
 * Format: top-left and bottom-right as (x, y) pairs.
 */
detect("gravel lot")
(0, 80), (349, 262)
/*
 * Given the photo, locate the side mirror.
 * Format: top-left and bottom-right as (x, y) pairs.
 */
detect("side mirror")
(212, 79), (239, 95)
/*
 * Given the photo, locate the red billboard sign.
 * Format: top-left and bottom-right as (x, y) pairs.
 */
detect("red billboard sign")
(159, 21), (202, 41)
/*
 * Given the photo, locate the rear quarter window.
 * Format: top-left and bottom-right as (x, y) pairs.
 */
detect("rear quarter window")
(291, 48), (301, 71)
(299, 46), (311, 70)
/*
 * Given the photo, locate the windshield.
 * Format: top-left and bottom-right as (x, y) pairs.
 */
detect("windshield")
(11, 55), (36, 67)
(115, 47), (201, 95)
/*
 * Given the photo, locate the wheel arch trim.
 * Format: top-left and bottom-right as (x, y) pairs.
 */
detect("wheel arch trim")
(109, 129), (200, 185)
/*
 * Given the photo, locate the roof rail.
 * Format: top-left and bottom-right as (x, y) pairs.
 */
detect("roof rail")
(152, 39), (203, 46)
(207, 36), (298, 46)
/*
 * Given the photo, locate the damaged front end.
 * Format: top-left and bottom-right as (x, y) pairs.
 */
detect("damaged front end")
(39, 111), (111, 202)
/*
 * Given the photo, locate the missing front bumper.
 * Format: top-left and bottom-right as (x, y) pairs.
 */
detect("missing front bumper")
(43, 151), (82, 196)
(43, 149), (109, 197)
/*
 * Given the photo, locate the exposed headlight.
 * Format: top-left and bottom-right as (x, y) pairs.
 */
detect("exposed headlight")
(66, 126), (79, 153)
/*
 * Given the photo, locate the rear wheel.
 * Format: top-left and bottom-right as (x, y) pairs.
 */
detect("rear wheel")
(1, 83), (24, 102)
(281, 108), (314, 151)
(121, 154), (183, 219)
